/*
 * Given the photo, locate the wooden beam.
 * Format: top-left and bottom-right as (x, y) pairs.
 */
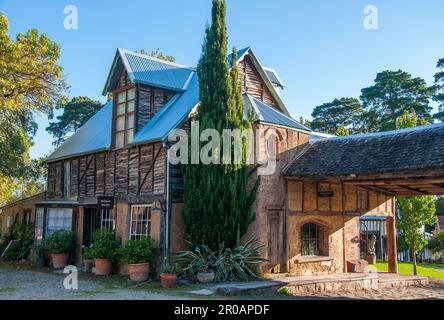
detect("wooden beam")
(397, 185), (429, 195)
(359, 185), (396, 196)
(345, 176), (444, 186)
(137, 146), (162, 195)
(78, 155), (95, 185)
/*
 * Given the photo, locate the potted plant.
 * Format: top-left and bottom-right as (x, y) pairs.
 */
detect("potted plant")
(91, 228), (119, 276)
(196, 261), (215, 283)
(82, 245), (94, 273)
(161, 262), (181, 288)
(120, 236), (155, 282)
(44, 230), (75, 269)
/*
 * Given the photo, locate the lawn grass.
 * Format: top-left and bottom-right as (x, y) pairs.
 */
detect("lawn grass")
(374, 260), (444, 280)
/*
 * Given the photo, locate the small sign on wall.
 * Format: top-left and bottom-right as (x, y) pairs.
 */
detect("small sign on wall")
(317, 191), (334, 198)
(98, 196), (114, 209)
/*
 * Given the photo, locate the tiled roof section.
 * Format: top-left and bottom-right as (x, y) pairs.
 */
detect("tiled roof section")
(244, 94), (311, 132)
(283, 123), (444, 178)
(46, 101), (113, 162)
(121, 49), (195, 92)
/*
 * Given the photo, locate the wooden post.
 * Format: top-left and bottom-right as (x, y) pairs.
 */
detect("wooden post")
(386, 215), (398, 273)
(75, 206), (84, 267)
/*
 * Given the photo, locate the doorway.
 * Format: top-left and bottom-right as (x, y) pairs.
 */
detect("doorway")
(83, 207), (99, 247)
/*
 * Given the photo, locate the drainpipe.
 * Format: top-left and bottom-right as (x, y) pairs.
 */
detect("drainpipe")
(162, 142), (172, 272)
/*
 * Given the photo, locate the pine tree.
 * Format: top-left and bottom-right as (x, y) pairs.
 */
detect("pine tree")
(182, 0), (258, 249)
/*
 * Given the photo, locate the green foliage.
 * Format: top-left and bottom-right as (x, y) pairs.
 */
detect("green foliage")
(311, 98), (363, 135)
(397, 196), (437, 255)
(82, 245), (94, 260)
(433, 57), (444, 121)
(44, 230), (75, 254)
(119, 236), (156, 264)
(0, 14), (67, 178)
(1, 221), (34, 261)
(163, 262), (181, 275)
(46, 96), (102, 147)
(435, 196), (444, 215)
(175, 236), (267, 282)
(90, 228), (120, 260)
(298, 117), (312, 129)
(395, 110), (428, 129)
(138, 48), (176, 63)
(428, 231), (444, 260)
(182, 0), (259, 250)
(337, 124), (350, 136)
(360, 70), (435, 132)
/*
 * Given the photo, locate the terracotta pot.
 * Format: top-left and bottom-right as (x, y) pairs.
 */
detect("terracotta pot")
(94, 259), (113, 276)
(83, 259), (93, 273)
(51, 253), (69, 269)
(197, 271), (215, 283)
(161, 273), (177, 288)
(128, 262), (150, 282)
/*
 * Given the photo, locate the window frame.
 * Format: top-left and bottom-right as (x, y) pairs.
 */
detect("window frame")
(357, 190), (369, 211)
(113, 86), (136, 149)
(34, 207), (45, 243)
(45, 208), (73, 237)
(129, 204), (152, 240)
(301, 222), (320, 256)
(99, 208), (116, 231)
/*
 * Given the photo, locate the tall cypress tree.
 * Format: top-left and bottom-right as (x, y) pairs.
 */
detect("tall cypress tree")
(182, 0), (258, 249)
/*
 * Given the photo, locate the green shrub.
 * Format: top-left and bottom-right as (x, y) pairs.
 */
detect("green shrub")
(2, 239), (33, 261)
(428, 230), (444, 261)
(175, 236), (267, 282)
(91, 228), (120, 260)
(119, 236), (155, 265)
(44, 230), (75, 254)
(163, 262), (181, 275)
(82, 245), (94, 260)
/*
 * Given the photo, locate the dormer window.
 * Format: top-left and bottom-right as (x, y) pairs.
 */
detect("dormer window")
(114, 87), (135, 148)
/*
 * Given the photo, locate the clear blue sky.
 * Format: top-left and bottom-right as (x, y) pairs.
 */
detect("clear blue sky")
(1, 0), (443, 159)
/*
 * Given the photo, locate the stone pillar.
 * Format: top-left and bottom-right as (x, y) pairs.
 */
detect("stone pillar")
(386, 215), (398, 273)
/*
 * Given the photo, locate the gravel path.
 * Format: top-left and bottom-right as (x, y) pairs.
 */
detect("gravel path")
(0, 268), (187, 300)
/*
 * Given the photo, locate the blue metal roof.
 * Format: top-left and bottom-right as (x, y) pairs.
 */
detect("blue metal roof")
(245, 95), (310, 132)
(263, 67), (285, 88)
(102, 49), (195, 94)
(46, 101), (112, 161)
(134, 72), (199, 144)
(228, 47), (251, 67)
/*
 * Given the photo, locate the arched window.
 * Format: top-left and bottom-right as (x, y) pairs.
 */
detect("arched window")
(267, 133), (279, 160)
(301, 223), (320, 256)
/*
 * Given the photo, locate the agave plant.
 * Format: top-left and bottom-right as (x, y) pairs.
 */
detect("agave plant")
(174, 236), (268, 282)
(213, 236), (268, 282)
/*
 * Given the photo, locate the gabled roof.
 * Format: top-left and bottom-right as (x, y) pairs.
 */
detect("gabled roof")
(283, 123), (444, 179)
(47, 47), (306, 163)
(102, 48), (195, 95)
(228, 47), (291, 117)
(263, 67), (285, 88)
(244, 94), (310, 132)
(133, 72), (199, 144)
(46, 101), (113, 162)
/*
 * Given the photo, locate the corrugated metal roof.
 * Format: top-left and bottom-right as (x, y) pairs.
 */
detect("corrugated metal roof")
(133, 72), (199, 144)
(228, 46), (250, 67)
(46, 101), (112, 162)
(121, 49), (195, 92)
(245, 94), (311, 132)
(263, 67), (284, 88)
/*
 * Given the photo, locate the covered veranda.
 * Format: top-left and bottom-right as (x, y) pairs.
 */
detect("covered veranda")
(283, 123), (444, 274)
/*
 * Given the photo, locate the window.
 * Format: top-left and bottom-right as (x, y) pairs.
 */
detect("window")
(100, 209), (116, 231)
(23, 209), (31, 226)
(357, 190), (369, 211)
(7, 216), (13, 229)
(34, 208), (45, 243)
(267, 134), (279, 160)
(45, 208), (73, 237)
(114, 88), (135, 148)
(301, 223), (320, 256)
(64, 161), (71, 198)
(129, 205), (152, 240)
